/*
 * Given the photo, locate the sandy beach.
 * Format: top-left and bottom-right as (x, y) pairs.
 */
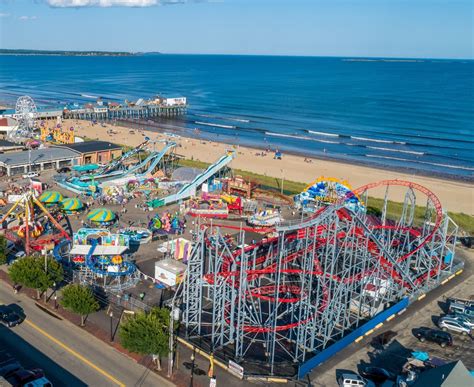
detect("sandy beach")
(66, 119), (474, 215)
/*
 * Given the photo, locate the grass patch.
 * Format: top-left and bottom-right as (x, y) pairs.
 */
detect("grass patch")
(177, 158), (474, 234)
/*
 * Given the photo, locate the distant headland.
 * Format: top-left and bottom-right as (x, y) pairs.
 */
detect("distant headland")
(0, 49), (162, 56)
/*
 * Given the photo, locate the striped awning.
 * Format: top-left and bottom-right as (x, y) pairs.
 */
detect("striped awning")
(39, 191), (64, 204)
(87, 208), (116, 223)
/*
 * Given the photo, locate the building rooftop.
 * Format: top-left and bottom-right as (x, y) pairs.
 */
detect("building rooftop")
(0, 117), (18, 127)
(155, 258), (187, 274)
(412, 360), (472, 387)
(58, 141), (121, 154)
(0, 140), (21, 148)
(0, 147), (80, 167)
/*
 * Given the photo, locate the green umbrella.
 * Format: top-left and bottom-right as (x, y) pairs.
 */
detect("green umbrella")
(61, 197), (84, 211)
(87, 208), (116, 223)
(39, 191), (64, 204)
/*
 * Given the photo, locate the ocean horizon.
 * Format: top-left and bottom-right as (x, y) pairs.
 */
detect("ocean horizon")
(1, 54), (473, 181)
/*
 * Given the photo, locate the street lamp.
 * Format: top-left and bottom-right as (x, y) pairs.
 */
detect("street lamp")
(109, 311), (114, 342)
(54, 294), (57, 309)
(52, 281), (56, 305)
(42, 249), (48, 273)
(189, 346), (196, 387)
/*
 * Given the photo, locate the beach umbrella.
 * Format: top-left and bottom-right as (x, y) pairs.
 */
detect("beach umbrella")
(39, 191), (64, 204)
(60, 197), (84, 212)
(87, 208), (116, 223)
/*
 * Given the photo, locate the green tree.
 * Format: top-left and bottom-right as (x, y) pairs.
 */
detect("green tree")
(0, 235), (7, 265)
(60, 284), (100, 326)
(119, 307), (171, 370)
(9, 256), (63, 299)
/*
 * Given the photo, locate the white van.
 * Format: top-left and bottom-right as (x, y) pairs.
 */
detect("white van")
(338, 373), (375, 387)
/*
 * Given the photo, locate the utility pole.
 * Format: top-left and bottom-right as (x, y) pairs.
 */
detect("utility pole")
(189, 346), (196, 387)
(168, 309), (174, 377)
(43, 249), (48, 302)
(43, 249), (48, 273)
(109, 311), (114, 342)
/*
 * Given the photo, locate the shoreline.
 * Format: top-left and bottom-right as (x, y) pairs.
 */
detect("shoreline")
(67, 119), (474, 215)
(118, 118), (474, 185)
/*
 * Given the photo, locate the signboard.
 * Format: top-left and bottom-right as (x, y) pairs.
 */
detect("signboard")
(164, 97), (187, 106)
(74, 228), (130, 248)
(7, 195), (22, 204)
(30, 179), (42, 195)
(228, 360), (244, 379)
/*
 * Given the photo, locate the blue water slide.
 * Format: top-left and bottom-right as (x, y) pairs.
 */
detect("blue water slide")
(149, 151), (235, 207)
(96, 139), (150, 176)
(57, 177), (98, 196)
(125, 141), (176, 178)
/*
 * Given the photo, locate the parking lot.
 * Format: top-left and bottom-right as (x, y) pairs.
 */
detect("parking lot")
(311, 247), (473, 386)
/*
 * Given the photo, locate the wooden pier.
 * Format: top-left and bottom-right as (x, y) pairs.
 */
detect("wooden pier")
(64, 104), (186, 121)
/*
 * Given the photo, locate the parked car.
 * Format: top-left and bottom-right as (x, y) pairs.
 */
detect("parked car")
(438, 318), (472, 336)
(447, 297), (474, 308)
(24, 376), (53, 387)
(5, 304), (25, 323)
(448, 302), (474, 317)
(359, 366), (395, 384)
(57, 167), (71, 173)
(0, 351), (21, 377)
(413, 327), (452, 347)
(22, 172), (39, 179)
(14, 250), (26, 259)
(445, 314), (474, 329)
(338, 373), (375, 387)
(5, 368), (45, 385)
(0, 305), (24, 328)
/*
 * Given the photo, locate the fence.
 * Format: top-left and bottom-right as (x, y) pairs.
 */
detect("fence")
(297, 297), (410, 379)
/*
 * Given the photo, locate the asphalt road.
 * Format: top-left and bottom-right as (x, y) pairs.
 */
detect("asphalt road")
(0, 284), (175, 387)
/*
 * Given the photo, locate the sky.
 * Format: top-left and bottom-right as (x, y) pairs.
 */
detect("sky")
(0, 0), (472, 59)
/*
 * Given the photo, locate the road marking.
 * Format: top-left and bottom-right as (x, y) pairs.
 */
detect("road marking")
(374, 323), (384, 330)
(25, 320), (125, 387)
(418, 294), (426, 301)
(386, 315), (395, 322)
(456, 269), (463, 276)
(364, 329), (374, 336)
(354, 336), (364, 343)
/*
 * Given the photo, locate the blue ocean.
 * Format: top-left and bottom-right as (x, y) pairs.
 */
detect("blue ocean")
(1, 55), (473, 180)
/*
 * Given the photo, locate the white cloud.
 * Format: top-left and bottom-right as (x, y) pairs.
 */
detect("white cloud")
(46, 0), (211, 7)
(19, 16), (38, 21)
(0, 13), (11, 17)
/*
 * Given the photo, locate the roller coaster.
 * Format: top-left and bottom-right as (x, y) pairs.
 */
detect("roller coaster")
(175, 179), (458, 378)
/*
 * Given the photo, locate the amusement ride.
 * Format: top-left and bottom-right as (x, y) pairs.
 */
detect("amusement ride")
(174, 178), (458, 377)
(0, 190), (71, 255)
(11, 96), (37, 139)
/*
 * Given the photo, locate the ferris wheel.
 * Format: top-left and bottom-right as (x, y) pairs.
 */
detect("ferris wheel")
(13, 96), (37, 138)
